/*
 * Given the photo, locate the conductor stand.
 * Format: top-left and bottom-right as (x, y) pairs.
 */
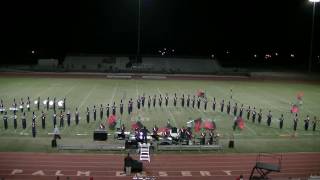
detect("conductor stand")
(249, 153), (282, 180)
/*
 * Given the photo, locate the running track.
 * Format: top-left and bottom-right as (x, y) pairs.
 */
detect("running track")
(0, 152), (320, 180)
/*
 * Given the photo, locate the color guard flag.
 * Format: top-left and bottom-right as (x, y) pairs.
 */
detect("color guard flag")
(197, 89), (205, 97)
(194, 118), (202, 132)
(296, 92), (304, 101)
(203, 119), (216, 130)
(237, 117), (245, 129)
(291, 105), (299, 113)
(107, 114), (116, 126)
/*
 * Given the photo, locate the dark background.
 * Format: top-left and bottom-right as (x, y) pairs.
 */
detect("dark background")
(0, 0), (319, 69)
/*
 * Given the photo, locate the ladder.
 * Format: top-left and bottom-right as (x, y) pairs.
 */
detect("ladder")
(139, 143), (150, 162)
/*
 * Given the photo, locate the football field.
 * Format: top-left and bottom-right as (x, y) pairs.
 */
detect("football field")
(0, 76), (320, 153)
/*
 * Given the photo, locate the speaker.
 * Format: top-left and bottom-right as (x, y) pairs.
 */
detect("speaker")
(228, 140), (234, 148)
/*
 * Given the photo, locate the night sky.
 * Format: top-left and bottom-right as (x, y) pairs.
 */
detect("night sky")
(0, 0), (319, 66)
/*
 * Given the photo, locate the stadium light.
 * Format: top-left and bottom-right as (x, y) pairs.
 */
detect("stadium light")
(308, 0), (319, 73)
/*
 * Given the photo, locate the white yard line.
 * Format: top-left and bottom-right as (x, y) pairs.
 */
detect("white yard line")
(78, 85), (97, 109)
(109, 83), (118, 104)
(63, 84), (77, 97)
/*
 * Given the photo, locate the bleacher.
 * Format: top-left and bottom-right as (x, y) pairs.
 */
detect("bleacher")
(62, 55), (221, 74)
(140, 57), (221, 73)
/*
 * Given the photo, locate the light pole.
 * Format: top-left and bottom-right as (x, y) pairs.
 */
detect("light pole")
(136, 0), (142, 64)
(308, 0), (319, 73)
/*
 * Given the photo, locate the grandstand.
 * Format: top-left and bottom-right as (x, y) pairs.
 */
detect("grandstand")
(63, 54), (222, 74)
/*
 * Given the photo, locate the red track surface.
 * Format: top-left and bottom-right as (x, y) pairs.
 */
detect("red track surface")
(0, 152), (320, 180)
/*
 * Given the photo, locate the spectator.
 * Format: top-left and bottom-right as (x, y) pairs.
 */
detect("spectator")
(236, 175), (244, 180)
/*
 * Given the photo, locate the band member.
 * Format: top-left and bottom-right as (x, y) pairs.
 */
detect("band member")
(112, 102), (116, 115)
(106, 103), (110, 117)
(153, 95), (156, 108)
(41, 111), (46, 129)
(173, 93), (177, 107)
(204, 98), (207, 110)
(239, 104), (244, 117)
(137, 97), (141, 109)
(118, 124), (125, 139)
(0, 99), (4, 114)
(233, 103), (238, 116)
(159, 94), (162, 107)
(120, 100), (124, 115)
(197, 97), (201, 109)
(46, 97), (49, 110)
(152, 125), (159, 141)
(186, 95), (190, 107)
(230, 88), (233, 99)
(32, 120), (36, 138)
(279, 114), (284, 129)
(246, 106), (251, 120)
(3, 111), (8, 129)
(59, 111), (64, 128)
(20, 98), (24, 113)
(312, 116), (317, 131)
(148, 96), (151, 108)
(141, 126), (149, 143)
(192, 95), (195, 108)
(53, 111), (57, 127)
(208, 131), (214, 145)
(165, 94), (169, 107)
(27, 97), (30, 111)
(293, 113), (298, 131)
(226, 101), (232, 114)
(75, 108), (79, 125)
(13, 112), (17, 129)
(141, 94), (145, 107)
(257, 109), (262, 124)
(63, 97), (66, 112)
(212, 97), (216, 111)
(233, 116), (238, 131)
(86, 107), (90, 123)
(100, 104), (103, 120)
(130, 99), (133, 113)
(53, 97), (56, 112)
(304, 115), (310, 131)
(22, 112), (27, 129)
(67, 110), (71, 127)
(200, 132), (205, 145)
(13, 98), (17, 114)
(181, 94), (185, 107)
(220, 99), (225, 112)
(267, 110), (272, 127)
(37, 97), (40, 111)
(32, 111), (36, 123)
(252, 107), (256, 123)
(93, 105), (97, 121)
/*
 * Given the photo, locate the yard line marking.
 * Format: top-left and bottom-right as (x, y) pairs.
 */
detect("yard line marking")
(35, 84), (54, 98)
(78, 85), (97, 109)
(135, 82), (139, 97)
(109, 83), (118, 104)
(63, 84), (78, 97)
(157, 88), (177, 127)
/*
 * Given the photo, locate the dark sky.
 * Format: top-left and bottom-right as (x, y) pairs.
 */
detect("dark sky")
(0, 0), (319, 61)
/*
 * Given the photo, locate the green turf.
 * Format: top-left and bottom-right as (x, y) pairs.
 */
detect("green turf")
(0, 77), (319, 153)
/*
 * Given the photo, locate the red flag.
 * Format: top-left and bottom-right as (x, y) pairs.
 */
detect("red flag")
(296, 92), (304, 100)
(196, 89), (205, 97)
(131, 122), (139, 130)
(203, 120), (215, 130)
(107, 115), (116, 126)
(291, 105), (299, 113)
(237, 117), (245, 129)
(194, 118), (202, 132)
